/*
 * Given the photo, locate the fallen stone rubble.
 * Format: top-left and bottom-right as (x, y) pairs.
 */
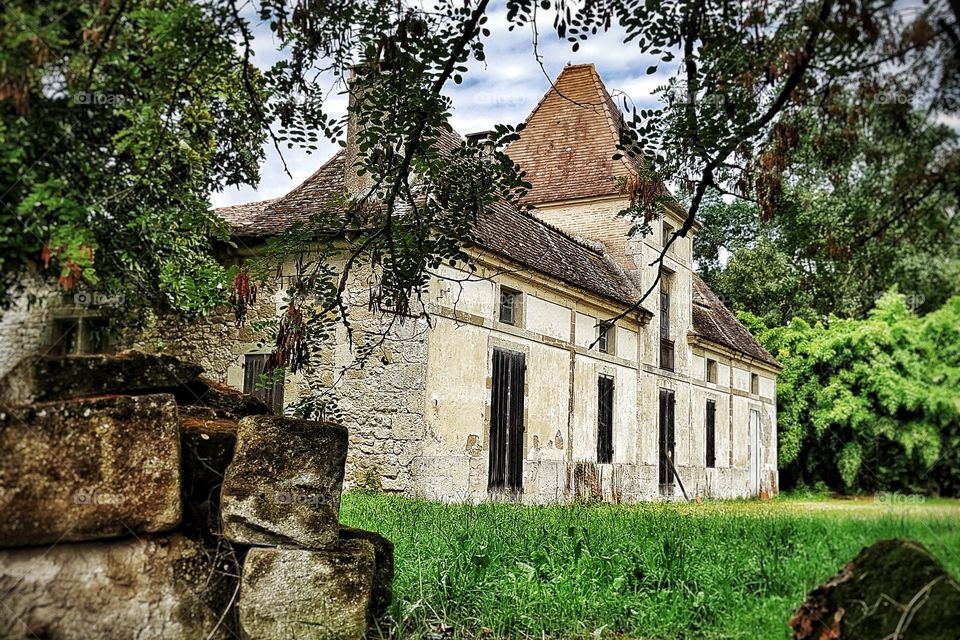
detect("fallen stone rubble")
(0, 351), (393, 640)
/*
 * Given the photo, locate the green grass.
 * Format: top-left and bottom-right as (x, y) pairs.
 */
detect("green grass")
(340, 493), (960, 639)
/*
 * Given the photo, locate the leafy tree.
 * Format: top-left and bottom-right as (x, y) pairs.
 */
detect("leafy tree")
(0, 0), (267, 314)
(696, 105), (960, 325)
(3, 0), (959, 405)
(744, 292), (960, 495)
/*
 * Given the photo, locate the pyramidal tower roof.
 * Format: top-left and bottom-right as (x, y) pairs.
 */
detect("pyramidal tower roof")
(506, 64), (637, 205)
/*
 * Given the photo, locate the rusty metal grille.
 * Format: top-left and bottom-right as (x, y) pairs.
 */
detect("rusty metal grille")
(597, 375), (614, 463)
(488, 348), (525, 493)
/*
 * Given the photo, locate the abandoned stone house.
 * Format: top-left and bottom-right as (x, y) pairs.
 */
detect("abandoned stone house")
(1, 64), (781, 502)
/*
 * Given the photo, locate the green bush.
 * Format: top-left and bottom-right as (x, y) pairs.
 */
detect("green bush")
(743, 292), (960, 495)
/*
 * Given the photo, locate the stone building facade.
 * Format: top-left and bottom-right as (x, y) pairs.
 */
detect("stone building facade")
(2, 64), (781, 502)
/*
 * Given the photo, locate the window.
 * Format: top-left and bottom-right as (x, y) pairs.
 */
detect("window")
(663, 221), (675, 249)
(597, 375), (614, 463)
(243, 354), (285, 413)
(499, 287), (520, 325)
(659, 287), (674, 371)
(50, 317), (112, 355)
(751, 373), (760, 395)
(598, 322), (615, 354)
(660, 289), (670, 338)
(705, 400), (717, 468)
(706, 358), (717, 383)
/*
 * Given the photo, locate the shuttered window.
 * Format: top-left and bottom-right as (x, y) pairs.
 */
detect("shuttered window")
(597, 375), (614, 463)
(658, 388), (676, 492)
(706, 399), (717, 468)
(243, 354), (284, 413)
(489, 348), (525, 493)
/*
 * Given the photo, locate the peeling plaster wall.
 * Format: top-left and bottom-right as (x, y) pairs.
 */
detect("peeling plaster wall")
(124, 247), (778, 504)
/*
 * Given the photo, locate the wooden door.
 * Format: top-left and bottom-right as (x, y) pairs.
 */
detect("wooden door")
(488, 348), (526, 494)
(658, 388), (676, 494)
(749, 409), (761, 495)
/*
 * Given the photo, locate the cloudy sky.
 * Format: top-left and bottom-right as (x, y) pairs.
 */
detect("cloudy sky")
(210, 2), (669, 208)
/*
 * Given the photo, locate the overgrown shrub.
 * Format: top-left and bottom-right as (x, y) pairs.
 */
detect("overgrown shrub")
(742, 292), (960, 495)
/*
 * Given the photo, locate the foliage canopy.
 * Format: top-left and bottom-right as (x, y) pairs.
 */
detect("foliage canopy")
(745, 292), (960, 495)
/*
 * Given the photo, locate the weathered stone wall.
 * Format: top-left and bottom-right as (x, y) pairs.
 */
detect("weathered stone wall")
(311, 301), (430, 493)
(127, 279), (282, 389)
(124, 257), (431, 495)
(0, 352), (393, 640)
(0, 271), (59, 379)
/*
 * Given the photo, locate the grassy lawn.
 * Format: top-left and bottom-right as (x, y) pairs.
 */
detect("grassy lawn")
(340, 493), (960, 639)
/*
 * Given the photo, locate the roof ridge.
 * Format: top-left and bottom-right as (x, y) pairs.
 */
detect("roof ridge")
(515, 64), (619, 132)
(266, 149), (346, 213)
(584, 65), (638, 177)
(215, 196), (277, 214)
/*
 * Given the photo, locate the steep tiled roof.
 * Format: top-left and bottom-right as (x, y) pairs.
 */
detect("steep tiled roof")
(215, 140), (645, 310)
(473, 201), (641, 306)
(226, 152), (346, 239)
(505, 64), (638, 204)
(690, 274), (780, 369)
(217, 198), (278, 238)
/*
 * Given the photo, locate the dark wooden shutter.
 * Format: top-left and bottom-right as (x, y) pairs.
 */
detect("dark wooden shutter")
(243, 354), (284, 413)
(597, 375), (614, 463)
(706, 399), (716, 468)
(658, 388), (676, 489)
(489, 348), (525, 493)
(659, 291), (670, 338)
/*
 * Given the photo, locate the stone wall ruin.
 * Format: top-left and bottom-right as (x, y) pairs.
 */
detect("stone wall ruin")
(0, 351), (393, 640)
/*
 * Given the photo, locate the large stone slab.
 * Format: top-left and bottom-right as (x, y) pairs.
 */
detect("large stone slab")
(175, 376), (272, 418)
(0, 534), (235, 639)
(0, 394), (181, 546)
(239, 540), (376, 640)
(790, 538), (960, 639)
(0, 351), (203, 405)
(221, 415), (348, 549)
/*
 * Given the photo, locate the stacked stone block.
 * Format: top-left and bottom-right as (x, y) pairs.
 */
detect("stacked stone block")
(0, 351), (393, 640)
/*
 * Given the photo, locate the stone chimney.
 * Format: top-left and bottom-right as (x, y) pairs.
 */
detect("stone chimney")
(344, 65), (376, 197)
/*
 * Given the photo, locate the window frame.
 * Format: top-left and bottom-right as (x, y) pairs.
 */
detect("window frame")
(706, 358), (717, 384)
(50, 315), (112, 355)
(662, 220), (675, 249)
(498, 286), (521, 326)
(597, 321), (615, 355)
(243, 353), (285, 413)
(750, 373), (760, 395)
(659, 285), (674, 371)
